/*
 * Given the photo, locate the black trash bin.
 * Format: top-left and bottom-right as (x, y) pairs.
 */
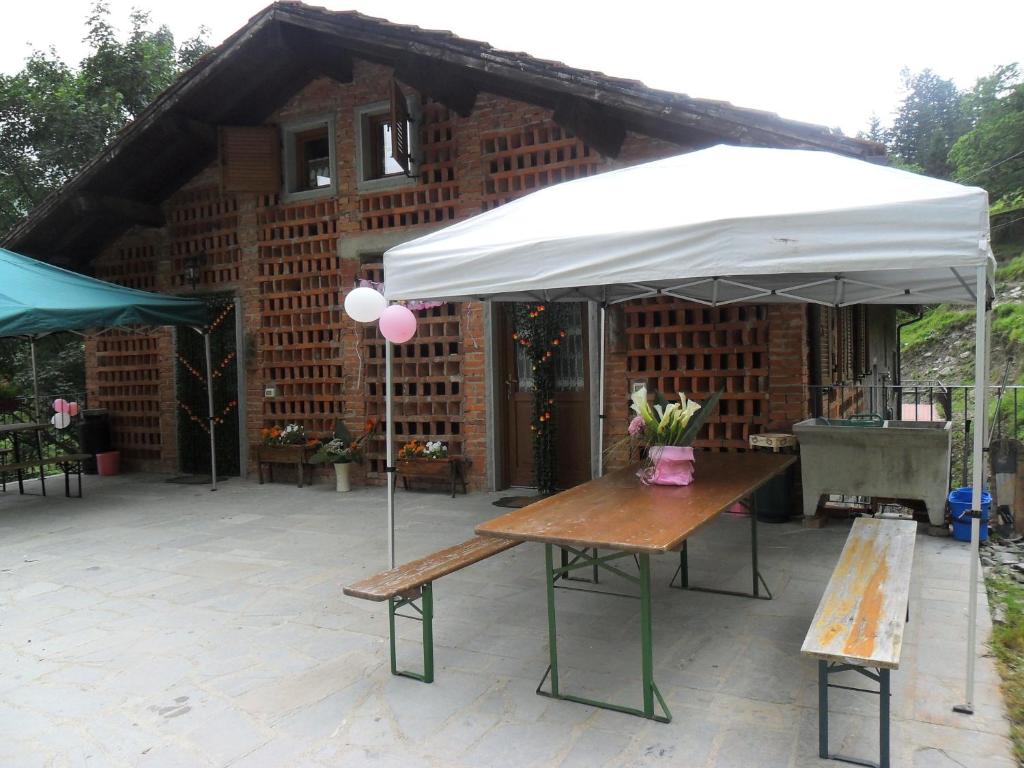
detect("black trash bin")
(749, 433), (797, 523)
(78, 408), (111, 474)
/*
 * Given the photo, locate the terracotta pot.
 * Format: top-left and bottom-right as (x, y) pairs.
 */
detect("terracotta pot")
(642, 445), (695, 486)
(334, 462), (351, 493)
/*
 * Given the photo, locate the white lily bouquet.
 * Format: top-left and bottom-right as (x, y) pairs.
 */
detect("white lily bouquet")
(627, 386), (721, 485)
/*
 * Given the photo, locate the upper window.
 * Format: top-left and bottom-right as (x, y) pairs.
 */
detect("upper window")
(282, 116), (337, 200)
(356, 86), (418, 192)
(366, 113), (408, 179)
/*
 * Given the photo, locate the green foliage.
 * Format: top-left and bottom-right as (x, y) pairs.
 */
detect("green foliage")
(985, 572), (1024, 762)
(0, 334), (84, 399)
(0, 2), (210, 235)
(993, 302), (1024, 347)
(887, 68), (968, 178)
(899, 305), (974, 351)
(949, 67), (1024, 210)
(996, 252), (1024, 282)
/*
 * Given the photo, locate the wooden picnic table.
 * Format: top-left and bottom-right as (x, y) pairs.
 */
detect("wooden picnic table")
(476, 451), (796, 722)
(0, 422), (49, 496)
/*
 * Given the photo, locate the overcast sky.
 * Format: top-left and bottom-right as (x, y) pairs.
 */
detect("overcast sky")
(2, 1), (1022, 136)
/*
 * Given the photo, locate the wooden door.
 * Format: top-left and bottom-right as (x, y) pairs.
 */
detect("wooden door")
(500, 303), (590, 489)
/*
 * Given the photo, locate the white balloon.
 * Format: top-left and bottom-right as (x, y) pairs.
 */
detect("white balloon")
(51, 412), (70, 430)
(343, 287), (387, 323)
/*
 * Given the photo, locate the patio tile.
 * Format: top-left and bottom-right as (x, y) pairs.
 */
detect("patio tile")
(0, 474), (1014, 766)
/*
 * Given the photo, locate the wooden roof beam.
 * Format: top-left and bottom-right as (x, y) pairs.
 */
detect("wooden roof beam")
(552, 96), (626, 159)
(396, 56), (479, 117)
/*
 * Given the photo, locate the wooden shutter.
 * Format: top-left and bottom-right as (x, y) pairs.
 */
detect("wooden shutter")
(389, 80), (411, 175)
(219, 126), (281, 193)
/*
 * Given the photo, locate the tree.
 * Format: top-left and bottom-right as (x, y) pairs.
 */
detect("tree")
(950, 64), (1024, 212)
(887, 68), (967, 178)
(0, 4), (210, 400)
(0, 2), (210, 236)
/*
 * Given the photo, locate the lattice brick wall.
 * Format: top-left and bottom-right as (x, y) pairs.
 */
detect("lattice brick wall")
(91, 243), (165, 464)
(625, 300), (770, 450)
(92, 333), (163, 463)
(359, 258), (464, 478)
(480, 122), (603, 211)
(168, 186), (241, 289)
(94, 243), (158, 291)
(359, 100), (459, 231)
(257, 196), (345, 435)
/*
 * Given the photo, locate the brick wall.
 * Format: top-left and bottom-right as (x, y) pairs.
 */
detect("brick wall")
(88, 58), (826, 485)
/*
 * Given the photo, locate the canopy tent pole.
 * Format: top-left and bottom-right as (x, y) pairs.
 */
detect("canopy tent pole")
(29, 337), (41, 422)
(596, 305), (606, 478)
(956, 264), (990, 715)
(385, 339), (396, 568)
(203, 331), (218, 492)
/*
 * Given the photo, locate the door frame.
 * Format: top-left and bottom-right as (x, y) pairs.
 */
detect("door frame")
(486, 301), (601, 491)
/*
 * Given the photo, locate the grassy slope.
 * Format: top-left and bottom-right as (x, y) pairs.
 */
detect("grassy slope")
(987, 572), (1024, 762)
(923, 238), (1024, 760)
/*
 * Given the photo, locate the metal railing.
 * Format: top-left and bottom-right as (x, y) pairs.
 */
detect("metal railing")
(808, 382), (1023, 490)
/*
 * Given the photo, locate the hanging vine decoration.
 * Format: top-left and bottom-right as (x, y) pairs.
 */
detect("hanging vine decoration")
(207, 303), (234, 334)
(175, 350), (237, 384)
(176, 399), (239, 435)
(512, 303), (569, 495)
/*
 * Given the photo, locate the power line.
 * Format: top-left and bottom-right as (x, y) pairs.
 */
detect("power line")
(963, 149), (1024, 182)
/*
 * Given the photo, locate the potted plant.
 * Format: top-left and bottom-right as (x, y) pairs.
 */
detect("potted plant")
(309, 420), (376, 492)
(627, 386), (721, 486)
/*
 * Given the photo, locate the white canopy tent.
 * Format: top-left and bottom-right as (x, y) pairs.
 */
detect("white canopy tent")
(381, 145), (996, 714)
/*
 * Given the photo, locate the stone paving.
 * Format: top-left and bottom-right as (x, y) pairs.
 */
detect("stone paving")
(0, 474), (1013, 767)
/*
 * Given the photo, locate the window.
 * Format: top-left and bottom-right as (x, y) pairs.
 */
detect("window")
(355, 89), (418, 192)
(281, 116), (337, 200)
(367, 113), (407, 179)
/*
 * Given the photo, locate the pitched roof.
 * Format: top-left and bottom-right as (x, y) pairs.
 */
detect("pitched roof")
(3, 1), (882, 262)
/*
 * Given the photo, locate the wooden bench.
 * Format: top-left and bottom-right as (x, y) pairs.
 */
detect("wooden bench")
(344, 535), (520, 683)
(1, 453), (91, 497)
(801, 517), (916, 768)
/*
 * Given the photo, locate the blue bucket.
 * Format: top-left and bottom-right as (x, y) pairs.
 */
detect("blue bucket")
(948, 487), (991, 542)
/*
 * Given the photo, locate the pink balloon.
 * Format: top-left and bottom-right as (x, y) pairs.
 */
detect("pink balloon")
(53, 398), (69, 413)
(378, 305), (418, 343)
(68, 402), (79, 417)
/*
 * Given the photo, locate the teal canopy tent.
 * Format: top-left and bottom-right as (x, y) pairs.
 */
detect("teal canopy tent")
(0, 247), (219, 490)
(0, 247), (207, 335)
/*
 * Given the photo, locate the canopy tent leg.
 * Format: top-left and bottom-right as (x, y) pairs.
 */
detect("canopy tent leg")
(386, 338), (395, 569)
(597, 305), (606, 478)
(203, 331), (218, 492)
(956, 263), (989, 715)
(29, 337), (41, 422)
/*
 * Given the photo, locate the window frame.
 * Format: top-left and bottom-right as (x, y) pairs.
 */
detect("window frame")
(281, 114), (338, 202)
(355, 98), (419, 194)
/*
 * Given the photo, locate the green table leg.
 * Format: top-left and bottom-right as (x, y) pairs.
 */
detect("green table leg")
(537, 544), (669, 722)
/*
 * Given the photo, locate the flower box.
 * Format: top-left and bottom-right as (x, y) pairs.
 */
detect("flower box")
(255, 444), (317, 488)
(397, 456), (467, 497)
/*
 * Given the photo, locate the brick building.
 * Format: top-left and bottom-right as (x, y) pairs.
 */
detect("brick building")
(4, 3), (893, 490)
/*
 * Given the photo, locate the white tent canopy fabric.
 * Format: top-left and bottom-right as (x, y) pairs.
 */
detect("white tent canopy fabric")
(380, 145), (994, 716)
(384, 145), (994, 305)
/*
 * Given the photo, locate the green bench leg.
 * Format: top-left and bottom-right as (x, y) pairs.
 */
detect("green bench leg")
(388, 583), (434, 683)
(818, 660), (890, 768)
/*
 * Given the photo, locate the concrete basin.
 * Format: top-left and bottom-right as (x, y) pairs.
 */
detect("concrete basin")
(793, 417), (952, 525)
